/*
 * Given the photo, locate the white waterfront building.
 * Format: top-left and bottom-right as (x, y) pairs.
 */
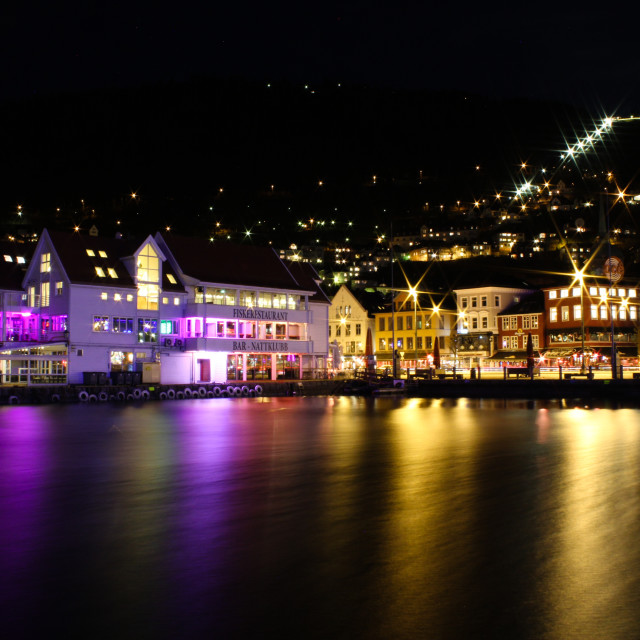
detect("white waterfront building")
(0, 229), (330, 386)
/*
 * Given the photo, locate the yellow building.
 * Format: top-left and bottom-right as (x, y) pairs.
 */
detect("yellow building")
(373, 292), (456, 373)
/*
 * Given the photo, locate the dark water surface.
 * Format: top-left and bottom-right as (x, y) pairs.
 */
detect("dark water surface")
(2, 397), (640, 639)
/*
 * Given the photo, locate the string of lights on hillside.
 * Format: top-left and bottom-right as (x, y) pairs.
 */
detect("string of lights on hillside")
(509, 114), (640, 208)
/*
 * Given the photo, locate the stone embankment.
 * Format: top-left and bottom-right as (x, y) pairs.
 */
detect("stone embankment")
(0, 380), (345, 405)
(2, 378), (640, 405)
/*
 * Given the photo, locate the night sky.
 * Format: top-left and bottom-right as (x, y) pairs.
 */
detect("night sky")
(3, 2), (640, 110)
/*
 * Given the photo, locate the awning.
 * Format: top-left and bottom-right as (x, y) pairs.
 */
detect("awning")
(486, 349), (541, 361)
(589, 346), (638, 358)
(540, 348), (576, 359)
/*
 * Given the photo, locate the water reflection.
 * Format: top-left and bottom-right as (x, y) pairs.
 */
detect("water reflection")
(1, 398), (640, 638)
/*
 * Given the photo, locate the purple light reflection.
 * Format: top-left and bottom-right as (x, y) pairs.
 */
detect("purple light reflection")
(0, 406), (53, 623)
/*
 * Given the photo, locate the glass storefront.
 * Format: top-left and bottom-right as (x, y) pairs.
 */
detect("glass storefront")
(246, 354), (271, 380)
(276, 354), (300, 379)
(227, 354), (244, 380)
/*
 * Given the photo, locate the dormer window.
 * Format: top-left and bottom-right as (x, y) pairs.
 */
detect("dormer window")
(137, 243), (159, 311)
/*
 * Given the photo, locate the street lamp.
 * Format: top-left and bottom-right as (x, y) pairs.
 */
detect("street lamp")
(574, 267), (586, 373)
(408, 286), (418, 370)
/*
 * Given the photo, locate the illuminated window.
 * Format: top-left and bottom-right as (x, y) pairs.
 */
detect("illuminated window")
(166, 273), (177, 284)
(4, 255), (12, 262)
(95, 267), (106, 277)
(55, 281), (63, 296)
(16, 256), (25, 264)
(101, 292), (108, 300)
(591, 305), (598, 319)
(619, 306), (627, 320)
(40, 282), (50, 307)
(532, 335), (539, 348)
(630, 306), (637, 320)
(510, 317), (517, 330)
(112, 317), (133, 333)
(161, 320), (179, 334)
(600, 306), (607, 320)
(127, 294), (133, 302)
(86, 249), (95, 257)
(174, 297), (180, 306)
(550, 308), (557, 322)
(573, 305), (581, 320)
(137, 318), (158, 343)
(240, 290), (256, 307)
(531, 316), (539, 329)
(114, 293), (121, 301)
(549, 291), (557, 299)
(560, 289), (568, 298)
(107, 268), (118, 278)
(93, 316), (110, 332)
(589, 287), (597, 295)
(510, 336), (519, 349)
(137, 243), (160, 311)
(502, 317), (509, 330)
(99, 250), (107, 258)
(572, 287), (580, 297)
(629, 290), (637, 298)
(40, 253), (51, 273)
(162, 297), (169, 305)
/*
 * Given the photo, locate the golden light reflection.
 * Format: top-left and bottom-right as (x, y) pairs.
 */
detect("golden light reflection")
(544, 408), (640, 635)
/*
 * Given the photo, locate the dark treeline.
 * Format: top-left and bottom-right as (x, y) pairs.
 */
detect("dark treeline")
(0, 78), (636, 239)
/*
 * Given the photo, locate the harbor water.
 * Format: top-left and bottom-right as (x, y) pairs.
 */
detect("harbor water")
(1, 396), (640, 639)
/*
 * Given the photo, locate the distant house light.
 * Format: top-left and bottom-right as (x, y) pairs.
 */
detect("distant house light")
(107, 268), (118, 278)
(166, 273), (177, 284)
(95, 267), (106, 277)
(99, 250), (108, 258)
(86, 249), (95, 257)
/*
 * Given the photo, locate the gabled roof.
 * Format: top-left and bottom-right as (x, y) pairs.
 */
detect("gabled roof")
(498, 291), (545, 315)
(285, 260), (331, 303)
(158, 234), (313, 292)
(349, 288), (387, 316)
(0, 240), (31, 290)
(43, 229), (138, 287)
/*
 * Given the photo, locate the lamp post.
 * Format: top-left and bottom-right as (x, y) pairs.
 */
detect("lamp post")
(575, 268), (586, 373)
(409, 286), (418, 370)
(605, 187), (617, 379)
